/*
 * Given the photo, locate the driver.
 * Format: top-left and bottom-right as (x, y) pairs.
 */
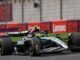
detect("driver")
(29, 26), (40, 34)
(28, 26), (47, 37)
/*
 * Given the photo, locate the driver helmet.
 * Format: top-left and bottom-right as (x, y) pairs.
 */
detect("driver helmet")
(30, 26), (40, 34)
(33, 26), (40, 32)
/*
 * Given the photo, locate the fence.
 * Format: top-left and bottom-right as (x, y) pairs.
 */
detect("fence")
(0, 20), (79, 34)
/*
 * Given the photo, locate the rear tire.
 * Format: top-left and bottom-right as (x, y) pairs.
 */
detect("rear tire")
(68, 33), (80, 52)
(0, 36), (13, 55)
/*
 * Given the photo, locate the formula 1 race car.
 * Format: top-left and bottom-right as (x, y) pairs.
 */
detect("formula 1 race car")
(0, 28), (80, 56)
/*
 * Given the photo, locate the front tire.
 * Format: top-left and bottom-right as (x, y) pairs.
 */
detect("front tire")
(28, 37), (41, 56)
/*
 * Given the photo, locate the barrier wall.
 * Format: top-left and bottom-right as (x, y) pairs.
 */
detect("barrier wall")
(28, 22), (51, 33)
(52, 20), (67, 34)
(0, 20), (79, 34)
(52, 20), (78, 33)
(0, 24), (6, 32)
(40, 22), (51, 33)
(77, 20), (80, 32)
(67, 20), (78, 33)
(18, 23), (28, 31)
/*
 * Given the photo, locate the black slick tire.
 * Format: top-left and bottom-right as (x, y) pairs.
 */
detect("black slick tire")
(0, 36), (13, 55)
(28, 37), (41, 56)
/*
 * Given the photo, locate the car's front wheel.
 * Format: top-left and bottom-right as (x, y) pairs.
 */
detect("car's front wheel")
(28, 37), (41, 56)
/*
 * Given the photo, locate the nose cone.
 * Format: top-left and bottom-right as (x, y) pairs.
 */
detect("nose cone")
(49, 37), (68, 49)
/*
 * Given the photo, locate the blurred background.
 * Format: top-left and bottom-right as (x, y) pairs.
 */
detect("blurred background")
(0, 0), (80, 34)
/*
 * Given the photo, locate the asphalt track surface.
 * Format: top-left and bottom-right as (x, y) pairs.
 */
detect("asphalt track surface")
(0, 51), (80, 60)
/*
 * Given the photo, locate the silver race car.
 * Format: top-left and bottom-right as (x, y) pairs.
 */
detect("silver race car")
(0, 27), (79, 56)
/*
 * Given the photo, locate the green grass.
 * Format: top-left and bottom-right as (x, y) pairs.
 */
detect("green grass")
(58, 33), (68, 43)
(48, 33), (68, 43)
(10, 36), (22, 42)
(10, 33), (68, 43)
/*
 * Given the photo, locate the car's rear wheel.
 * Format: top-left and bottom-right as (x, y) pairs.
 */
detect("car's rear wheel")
(28, 37), (41, 56)
(68, 33), (80, 52)
(0, 36), (13, 55)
